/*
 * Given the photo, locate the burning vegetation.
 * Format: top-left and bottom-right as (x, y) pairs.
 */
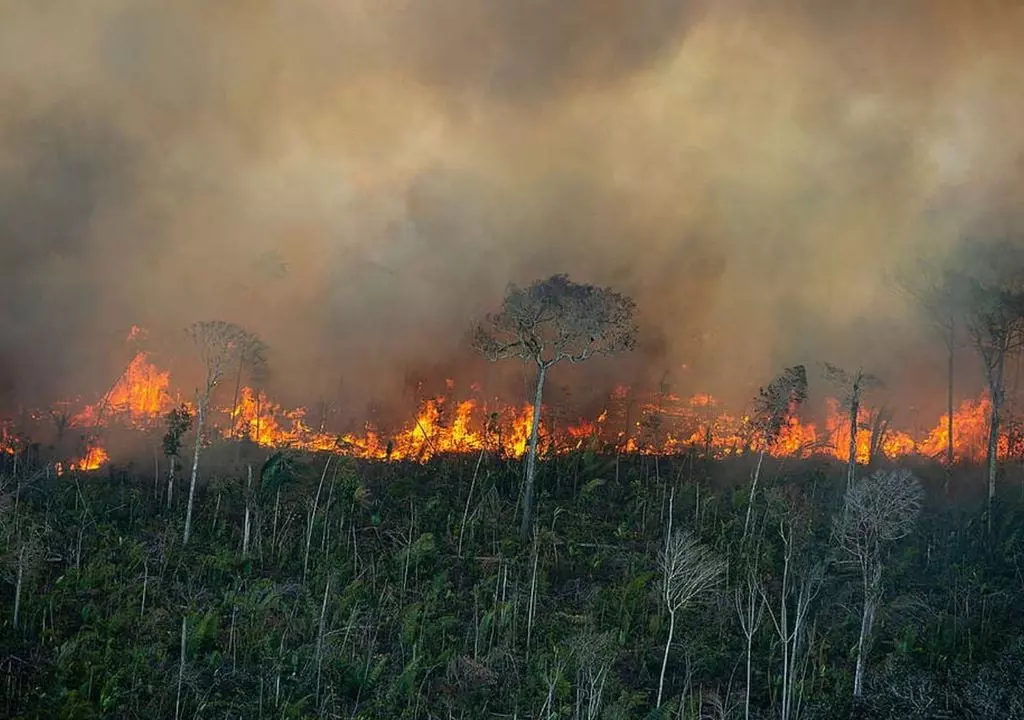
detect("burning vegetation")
(0, 343), (1008, 475)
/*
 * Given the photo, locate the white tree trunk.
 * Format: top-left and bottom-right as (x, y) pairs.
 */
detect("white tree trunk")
(175, 615), (187, 720)
(743, 449), (766, 542)
(853, 593), (875, 697)
(13, 546), (24, 629)
(166, 458), (175, 510)
(242, 464), (252, 558)
(183, 399), (206, 545)
(520, 364), (547, 539)
(657, 609), (675, 707)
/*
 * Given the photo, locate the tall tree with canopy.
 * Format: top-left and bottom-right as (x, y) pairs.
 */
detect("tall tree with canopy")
(952, 239), (1024, 516)
(182, 320), (267, 545)
(473, 274), (637, 538)
(743, 364), (808, 542)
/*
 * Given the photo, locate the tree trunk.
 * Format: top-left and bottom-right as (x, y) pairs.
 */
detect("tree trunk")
(853, 592), (876, 697)
(947, 324), (955, 469)
(175, 614), (187, 720)
(166, 457), (175, 510)
(744, 626), (753, 720)
(656, 609), (675, 708)
(242, 464), (252, 558)
(183, 398), (206, 546)
(13, 546), (24, 629)
(847, 390), (860, 490)
(520, 364), (547, 540)
(743, 449), (765, 542)
(987, 363), (1004, 523)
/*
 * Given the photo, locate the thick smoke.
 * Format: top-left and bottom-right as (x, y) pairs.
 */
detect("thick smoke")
(1, 0), (1024, 423)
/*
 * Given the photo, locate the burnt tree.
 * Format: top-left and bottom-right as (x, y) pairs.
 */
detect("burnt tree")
(823, 363), (882, 490)
(473, 274), (636, 539)
(182, 320), (266, 545)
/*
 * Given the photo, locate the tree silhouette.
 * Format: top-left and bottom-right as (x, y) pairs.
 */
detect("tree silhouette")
(473, 274), (636, 538)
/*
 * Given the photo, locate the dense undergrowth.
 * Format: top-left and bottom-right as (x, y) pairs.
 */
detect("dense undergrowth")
(3, 445), (1024, 719)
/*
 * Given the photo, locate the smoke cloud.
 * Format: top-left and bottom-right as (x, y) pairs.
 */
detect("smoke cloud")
(2, 0), (1024, 422)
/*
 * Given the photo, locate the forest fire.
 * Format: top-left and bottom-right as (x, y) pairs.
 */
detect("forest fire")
(3, 347), (1006, 474)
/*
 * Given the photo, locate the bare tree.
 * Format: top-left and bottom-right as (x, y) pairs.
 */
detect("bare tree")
(571, 629), (617, 720)
(182, 321), (266, 545)
(834, 468), (923, 698)
(759, 496), (824, 720)
(744, 365), (808, 541)
(657, 498), (725, 707)
(473, 274), (636, 538)
(822, 363), (882, 490)
(735, 561), (765, 720)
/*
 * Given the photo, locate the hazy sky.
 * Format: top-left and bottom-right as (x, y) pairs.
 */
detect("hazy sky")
(2, 0), (1023, 419)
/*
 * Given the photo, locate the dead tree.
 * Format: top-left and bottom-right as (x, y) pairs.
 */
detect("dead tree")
(657, 492), (725, 708)
(822, 363), (882, 490)
(735, 562), (765, 720)
(744, 365), (808, 541)
(182, 321), (266, 545)
(758, 492), (824, 720)
(473, 274), (636, 538)
(570, 629), (617, 720)
(833, 469), (923, 698)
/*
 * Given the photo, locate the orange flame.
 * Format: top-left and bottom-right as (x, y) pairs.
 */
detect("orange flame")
(71, 352), (174, 428)
(25, 329), (1024, 474)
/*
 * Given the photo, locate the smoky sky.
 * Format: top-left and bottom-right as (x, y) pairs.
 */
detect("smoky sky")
(2, 0), (1024, 420)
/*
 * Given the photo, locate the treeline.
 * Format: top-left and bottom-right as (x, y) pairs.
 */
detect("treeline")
(3, 448), (1024, 719)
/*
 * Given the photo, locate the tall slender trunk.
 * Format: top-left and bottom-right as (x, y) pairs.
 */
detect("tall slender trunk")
(183, 398), (206, 545)
(315, 579), (330, 707)
(847, 390), (860, 490)
(304, 458), (331, 585)
(166, 457), (175, 510)
(520, 364), (547, 540)
(231, 356), (246, 464)
(987, 360), (1004, 526)
(744, 625), (754, 720)
(13, 546), (24, 629)
(946, 322), (955, 469)
(853, 590), (876, 697)
(743, 449), (765, 542)
(657, 609), (676, 707)
(175, 615), (187, 720)
(242, 464), (252, 558)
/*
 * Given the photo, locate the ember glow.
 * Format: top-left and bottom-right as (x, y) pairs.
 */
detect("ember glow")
(11, 345), (1008, 473)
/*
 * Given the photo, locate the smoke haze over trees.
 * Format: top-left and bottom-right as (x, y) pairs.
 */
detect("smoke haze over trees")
(2, 1), (1024, 422)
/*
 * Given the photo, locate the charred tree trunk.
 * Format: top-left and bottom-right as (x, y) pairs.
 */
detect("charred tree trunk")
(521, 363), (547, 540)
